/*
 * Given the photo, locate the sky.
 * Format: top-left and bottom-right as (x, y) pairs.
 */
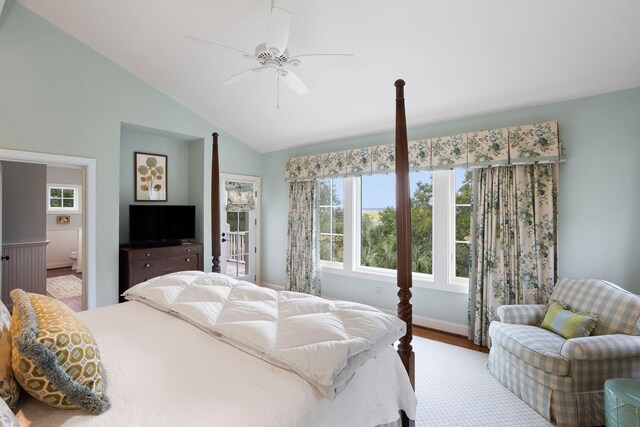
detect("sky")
(329, 170), (467, 210)
(359, 169), (467, 209)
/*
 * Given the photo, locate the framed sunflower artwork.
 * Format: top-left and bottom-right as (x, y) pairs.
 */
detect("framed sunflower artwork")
(134, 152), (167, 201)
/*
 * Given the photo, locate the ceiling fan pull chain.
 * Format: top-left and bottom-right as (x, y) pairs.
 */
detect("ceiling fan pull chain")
(277, 73), (280, 110)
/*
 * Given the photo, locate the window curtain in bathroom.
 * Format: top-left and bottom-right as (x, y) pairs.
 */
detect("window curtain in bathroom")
(285, 180), (320, 296)
(468, 163), (558, 346)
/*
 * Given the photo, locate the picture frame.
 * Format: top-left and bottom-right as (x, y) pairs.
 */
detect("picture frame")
(135, 152), (167, 201)
(56, 215), (71, 225)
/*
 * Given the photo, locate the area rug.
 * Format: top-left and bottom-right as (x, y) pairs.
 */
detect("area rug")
(46, 275), (82, 299)
(414, 336), (550, 426)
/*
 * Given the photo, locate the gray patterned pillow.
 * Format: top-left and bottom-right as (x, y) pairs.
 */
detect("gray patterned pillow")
(0, 396), (20, 427)
(0, 299), (19, 409)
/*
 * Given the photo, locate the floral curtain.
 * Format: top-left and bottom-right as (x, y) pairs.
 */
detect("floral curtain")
(468, 164), (558, 346)
(285, 121), (561, 181)
(285, 181), (320, 295)
(225, 181), (255, 212)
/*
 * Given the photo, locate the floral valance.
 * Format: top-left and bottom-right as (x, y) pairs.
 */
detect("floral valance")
(285, 121), (563, 181)
(225, 181), (255, 212)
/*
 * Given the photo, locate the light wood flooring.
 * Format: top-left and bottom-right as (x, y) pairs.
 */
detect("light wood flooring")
(46, 267), (83, 312)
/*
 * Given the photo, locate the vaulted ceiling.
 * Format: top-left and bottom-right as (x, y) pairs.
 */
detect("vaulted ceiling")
(18, 0), (640, 153)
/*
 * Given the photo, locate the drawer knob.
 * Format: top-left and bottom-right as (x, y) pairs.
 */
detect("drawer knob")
(186, 249), (191, 252)
(185, 258), (190, 262)
(145, 253), (151, 257)
(144, 263), (150, 268)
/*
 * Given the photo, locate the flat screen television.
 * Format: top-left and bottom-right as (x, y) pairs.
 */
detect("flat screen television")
(129, 205), (196, 246)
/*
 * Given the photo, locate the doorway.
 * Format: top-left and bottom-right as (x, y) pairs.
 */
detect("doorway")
(44, 169), (84, 311)
(0, 148), (96, 310)
(220, 174), (260, 283)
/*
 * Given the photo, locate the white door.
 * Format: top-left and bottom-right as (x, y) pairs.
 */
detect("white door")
(219, 175), (260, 283)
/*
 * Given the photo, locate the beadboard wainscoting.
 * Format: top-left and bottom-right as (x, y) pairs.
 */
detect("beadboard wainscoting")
(1, 241), (48, 304)
(46, 228), (80, 269)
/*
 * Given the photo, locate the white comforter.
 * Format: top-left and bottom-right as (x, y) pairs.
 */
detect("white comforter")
(16, 301), (417, 426)
(123, 272), (407, 399)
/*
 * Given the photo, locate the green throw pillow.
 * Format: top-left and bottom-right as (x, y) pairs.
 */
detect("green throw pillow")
(541, 301), (598, 339)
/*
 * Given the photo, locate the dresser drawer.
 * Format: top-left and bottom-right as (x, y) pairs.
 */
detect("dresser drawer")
(119, 243), (203, 301)
(130, 245), (200, 261)
(132, 256), (199, 283)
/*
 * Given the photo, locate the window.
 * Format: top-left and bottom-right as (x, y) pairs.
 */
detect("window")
(47, 184), (80, 212)
(453, 170), (472, 280)
(360, 172), (433, 274)
(319, 170), (470, 293)
(226, 211), (249, 278)
(318, 178), (344, 263)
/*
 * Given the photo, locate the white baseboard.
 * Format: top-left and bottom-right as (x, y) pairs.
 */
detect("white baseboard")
(258, 281), (468, 336)
(411, 314), (467, 336)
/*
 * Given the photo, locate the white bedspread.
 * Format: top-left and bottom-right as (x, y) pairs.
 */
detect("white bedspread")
(16, 301), (416, 426)
(123, 272), (407, 399)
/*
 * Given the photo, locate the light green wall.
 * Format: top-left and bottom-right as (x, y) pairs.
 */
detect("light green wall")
(119, 127), (201, 244)
(261, 87), (640, 326)
(0, 1), (262, 306)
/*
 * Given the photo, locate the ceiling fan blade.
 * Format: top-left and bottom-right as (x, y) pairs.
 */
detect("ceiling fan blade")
(288, 54), (355, 69)
(184, 36), (258, 60)
(266, 7), (291, 55)
(222, 67), (263, 85)
(280, 69), (309, 94)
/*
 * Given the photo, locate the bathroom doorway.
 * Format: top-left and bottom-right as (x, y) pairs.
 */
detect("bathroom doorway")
(45, 166), (84, 311)
(0, 148), (96, 312)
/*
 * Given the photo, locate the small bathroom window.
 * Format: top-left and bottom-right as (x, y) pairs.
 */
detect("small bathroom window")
(47, 184), (81, 213)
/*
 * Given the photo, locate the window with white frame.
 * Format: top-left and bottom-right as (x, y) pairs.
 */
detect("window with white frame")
(318, 178), (344, 263)
(360, 172), (433, 275)
(453, 169), (472, 280)
(319, 170), (470, 293)
(47, 184), (80, 212)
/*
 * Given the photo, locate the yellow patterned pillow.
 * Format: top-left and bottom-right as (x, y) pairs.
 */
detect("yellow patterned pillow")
(9, 290), (109, 414)
(0, 299), (19, 409)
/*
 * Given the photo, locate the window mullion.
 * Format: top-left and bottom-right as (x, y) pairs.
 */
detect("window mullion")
(432, 170), (451, 288)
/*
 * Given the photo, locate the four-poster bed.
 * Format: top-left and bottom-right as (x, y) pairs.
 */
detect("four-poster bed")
(11, 81), (417, 426)
(209, 80), (416, 393)
(394, 79), (415, 391)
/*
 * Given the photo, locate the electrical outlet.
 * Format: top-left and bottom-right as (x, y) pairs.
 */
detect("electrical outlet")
(375, 287), (381, 297)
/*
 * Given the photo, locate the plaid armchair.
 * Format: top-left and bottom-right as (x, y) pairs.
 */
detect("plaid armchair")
(488, 278), (640, 426)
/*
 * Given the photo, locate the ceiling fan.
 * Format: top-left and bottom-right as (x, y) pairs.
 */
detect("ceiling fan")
(185, 1), (354, 106)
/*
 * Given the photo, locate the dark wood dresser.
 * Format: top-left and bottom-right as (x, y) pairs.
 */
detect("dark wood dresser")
(119, 243), (203, 301)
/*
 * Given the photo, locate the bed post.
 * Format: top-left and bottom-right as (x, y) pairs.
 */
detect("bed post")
(395, 80), (415, 396)
(211, 132), (221, 273)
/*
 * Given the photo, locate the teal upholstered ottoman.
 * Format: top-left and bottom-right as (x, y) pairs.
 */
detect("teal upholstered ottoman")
(606, 378), (640, 427)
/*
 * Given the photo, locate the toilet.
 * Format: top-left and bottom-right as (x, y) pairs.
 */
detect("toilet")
(70, 251), (79, 271)
(69, 229), (83, 273)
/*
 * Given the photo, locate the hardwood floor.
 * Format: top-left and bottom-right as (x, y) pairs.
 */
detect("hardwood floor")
(46, 267), (83, 312)
(413, 324), (489, 353)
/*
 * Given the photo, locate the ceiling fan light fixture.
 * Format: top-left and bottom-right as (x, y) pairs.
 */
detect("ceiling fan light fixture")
(184, 1), (354, 103)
